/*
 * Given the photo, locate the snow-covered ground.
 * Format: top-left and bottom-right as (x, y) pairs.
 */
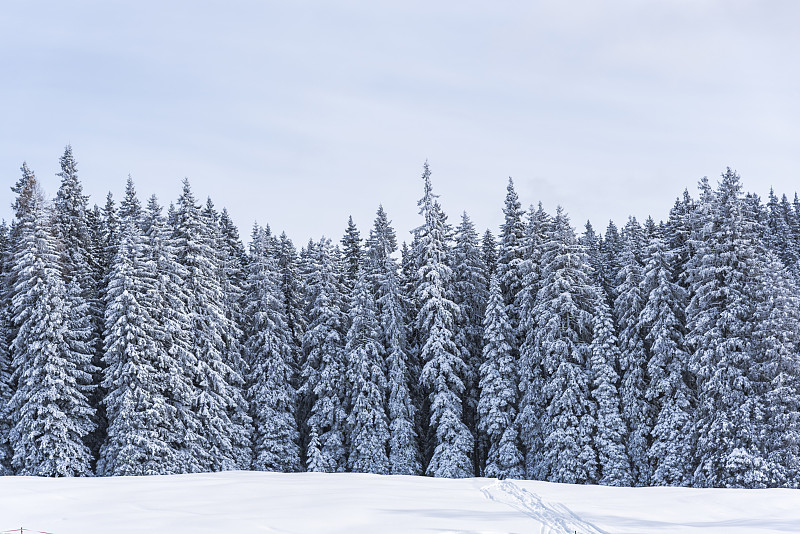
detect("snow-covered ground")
(0, 471), (797, 534)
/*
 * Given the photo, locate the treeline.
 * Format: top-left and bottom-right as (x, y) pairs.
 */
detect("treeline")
(0, 147), (798, 489)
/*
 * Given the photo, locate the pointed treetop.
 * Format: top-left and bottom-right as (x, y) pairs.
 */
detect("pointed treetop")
(119, 174), (141, 224)
(12, 162), (41, 219)
(417, 161), (439, 219)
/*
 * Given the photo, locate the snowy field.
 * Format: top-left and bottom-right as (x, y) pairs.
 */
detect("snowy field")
(0, 471), (798, 534)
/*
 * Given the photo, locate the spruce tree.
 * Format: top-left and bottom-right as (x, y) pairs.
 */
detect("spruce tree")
(345, 269), (390, 473)
(640, 237), (694, 486)
(614, 217), (652, 485)
(301, 238), (348, 472)
(478, 274), (522, 478)
(0, 223), (13, 474)
(414, 162), (473, 478)
(367, 206), (420, 475)
(203, 199), (252, 469)
(142, 195), (194, 473)
(244, 226), (300, 472)
(9, 173), (96, 476)
(752, 253), (800, 486)
(517, 203), (551, 478)
(100, 200), (181, 475)
(53, 146), (105, 464)
(452, 212), (489, 474)
(685, 170), (770, 488)
(529, 207), (597, 484)
(496, 178), (526, 333)
(173, 179), (249, 472)
(590, 294), (633, 486)
(340, 215), (363, 290)
(482, 229), (497, 277)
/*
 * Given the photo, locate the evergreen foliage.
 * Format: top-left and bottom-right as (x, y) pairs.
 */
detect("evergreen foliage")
(0, 149), (799, 488)
(478, 274), (522, 478)
(301, 238), (348, 472)
(345, 269), (389, 474)
(244, 226), (300, 472)
(529, 208), (597, 484)
(8, 171), (96, 476)
(415, 163), (473, 478)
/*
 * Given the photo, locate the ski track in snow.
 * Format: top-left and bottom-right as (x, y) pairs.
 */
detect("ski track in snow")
(481, 479), (608, 534)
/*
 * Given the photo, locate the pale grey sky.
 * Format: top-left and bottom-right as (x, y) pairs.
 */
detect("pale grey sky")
(1, 1), (798, 244)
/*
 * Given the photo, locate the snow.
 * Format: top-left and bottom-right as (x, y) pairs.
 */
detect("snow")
(0, 471), (797, 534)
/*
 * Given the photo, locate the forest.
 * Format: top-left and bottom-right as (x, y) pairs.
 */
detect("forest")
(1, 146), (798, 489)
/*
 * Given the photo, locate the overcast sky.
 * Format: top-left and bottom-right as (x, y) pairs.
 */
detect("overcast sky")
(1, 1), (798, 244)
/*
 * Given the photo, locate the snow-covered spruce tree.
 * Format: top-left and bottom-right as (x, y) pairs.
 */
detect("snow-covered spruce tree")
(765, 189), (798, 271)
(613, 217), (652, 486)
(496, 178), (526, 336)
(99, 192), (183, 476)
(580, 221), (604, 288)
(340, 215), (363, 291)
(528, 207), (597, 484)
(685, 170), (770, 488)
(598, 220), (622, 302)
(639, 237), (694, 486)
(173, 179), (249, 472)
(478, 274), (523, 478)
(752, 252), (800, 487)
(277, 232), (306, 375)
(414, 162), (473, 478)
(202, 199), (252, 469)
(345, 268), (390, 473)
(8, 170), (96, 476)
(590, 294), (633, 486)
(482, 229), (497, 278)
(367, 206), (420, 475)
(0, 223), (13, 474)
(275, 232), (308, 462)
(664, 191), (695, 291)
(219, 207), (249, 362)
(141, 195), (195, 473)
(53, 146), (106, 464)
(301, 238), (348, 472)
(244, 225), (300, 472)
(399, 237), (425, 447)
(516, 202), (551, 478)
(452, 212), (489, 474)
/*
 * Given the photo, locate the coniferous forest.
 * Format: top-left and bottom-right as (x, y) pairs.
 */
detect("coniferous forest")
(2, 145), (800, 489)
